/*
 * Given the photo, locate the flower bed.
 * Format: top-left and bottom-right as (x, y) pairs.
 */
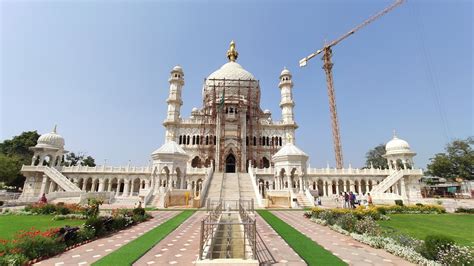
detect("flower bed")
(304, 207), (473, 266)
(0, 199), (151, 265)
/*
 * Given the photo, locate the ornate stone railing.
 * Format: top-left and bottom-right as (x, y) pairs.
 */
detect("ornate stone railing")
(247, 161), (263, 207)
(187, 167), (208, 175)
(60, 165), (152, 174)
(199, 164), (215, 207)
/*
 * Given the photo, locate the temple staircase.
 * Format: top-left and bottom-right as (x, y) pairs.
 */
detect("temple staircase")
(221, 173), (240, 199)
(21, 165), (81, 192)
(370, 170), (404, 194)
(206, 172), (224, 200)
(296, 192), (314, 208)
(238, 172), (258, 203)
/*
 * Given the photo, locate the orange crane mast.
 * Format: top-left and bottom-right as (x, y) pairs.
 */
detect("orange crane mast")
(299, 0), (404, 169)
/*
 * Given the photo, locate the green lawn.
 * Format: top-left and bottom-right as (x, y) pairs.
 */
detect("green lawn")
(0, 215), (85, 240)
(378, 214), (474, 246)
(93, 210), (195, 266)
(257, 210), (346, 266)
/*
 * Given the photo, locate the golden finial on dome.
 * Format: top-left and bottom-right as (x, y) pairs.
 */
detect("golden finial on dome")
(227, 40), (238, 62)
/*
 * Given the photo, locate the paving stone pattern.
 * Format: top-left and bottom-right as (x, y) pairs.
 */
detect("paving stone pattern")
(135, 211), (305, 265)
(133, 211), (206, 265)
(272, 211), (414, 266)
(35, 211), (180, 266)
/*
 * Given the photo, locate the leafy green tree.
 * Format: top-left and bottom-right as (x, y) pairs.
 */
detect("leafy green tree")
(426, 137), (473, 180)
(0, 154), (22, 184)
(65, 152), (96, 167)
(365, 144), (388, 169)
(0, 131), (40, 187)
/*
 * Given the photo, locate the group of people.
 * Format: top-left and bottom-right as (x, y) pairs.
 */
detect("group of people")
(336, 192), (373, 209)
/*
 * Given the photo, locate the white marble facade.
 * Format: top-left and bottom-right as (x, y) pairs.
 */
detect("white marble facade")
(19, 42), (423, 207)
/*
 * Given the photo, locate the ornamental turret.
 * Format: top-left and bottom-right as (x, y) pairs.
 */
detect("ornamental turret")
(279, 68), (295, 125)
(164, 66), (184, 142)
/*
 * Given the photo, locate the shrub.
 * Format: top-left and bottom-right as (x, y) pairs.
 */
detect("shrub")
(77, 226), (95, 241)
(0, 254), (28, 265)
(415, 203), (424, 207)
(455, 207), (474, 214)
(336, 213), (357, 232)
(85, 217), (105, 237)
(111, 217), (127, 231)
(52, 214), (87, 220)
(354, 217), (381, 236)
(13, 228), (66, 260)
(395, 200), (404, 206)
(437, 243), (474, 266)
(84, 198), (103, 218)
(319, 210), (337, 225)
(132, 207), (145, 216)
(421, 235), (455, 260)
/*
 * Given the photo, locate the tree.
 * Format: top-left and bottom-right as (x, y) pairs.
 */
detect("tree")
(65, 152), (96, 167)
(0, 131), (40, 187)
(426, 137), (474, 180)
(0, 154), (22, 184)
(365, 144), (388, 169)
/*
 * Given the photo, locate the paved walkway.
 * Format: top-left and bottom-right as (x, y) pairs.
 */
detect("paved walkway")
(36, 211), (180, 266)
(134, 211), (205, 265)
(272, 211), (413, 266)
(135, 211), (305, 265)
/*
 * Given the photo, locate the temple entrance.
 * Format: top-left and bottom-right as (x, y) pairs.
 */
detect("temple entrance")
(225, 154), (236, 173)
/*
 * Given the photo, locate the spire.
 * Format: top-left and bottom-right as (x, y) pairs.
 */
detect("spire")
(227, 40), (239, 62)
(393, 129), (398, 139)
(53, 125), (57, 134)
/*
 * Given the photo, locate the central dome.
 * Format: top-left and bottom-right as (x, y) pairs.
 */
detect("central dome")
(207, 61), (256, 81)
(207, 41), (256, 81)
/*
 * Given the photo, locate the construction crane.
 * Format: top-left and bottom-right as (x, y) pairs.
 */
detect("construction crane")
(299, 0), (404, 169)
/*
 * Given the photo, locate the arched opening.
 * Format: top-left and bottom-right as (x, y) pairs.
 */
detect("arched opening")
(85, 178), (93, 192)
(78, 178), (84, 190)
(191, 156), (202, 168)
(133, 178), (140, 195)
(361, 179), (367, 194)
(225, 154), (236, 173)
(262, 157), (270, 168)
(338, 180), (344, 195)
(318, 179), (324, 196)
(111, 178), (118, 192)
(104, 179), (110, 191)
(43, 155), (52, 166)
(258, 179), (265, 197)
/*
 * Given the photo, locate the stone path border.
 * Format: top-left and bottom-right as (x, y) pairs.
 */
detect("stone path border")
(135, 211), (305, 265)
(35, 211), (180, 266)
(273, 211), (413, 266)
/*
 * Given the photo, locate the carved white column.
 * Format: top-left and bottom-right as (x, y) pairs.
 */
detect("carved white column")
(39, 175), (48, 195)
(98, 179), (105, 192)
(107, 180), (113, 192)
(130, 179), (135, 196)
(123, 179), (130, 197)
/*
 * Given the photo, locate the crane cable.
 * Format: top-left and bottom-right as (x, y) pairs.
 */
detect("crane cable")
(410, 2), (451, 142)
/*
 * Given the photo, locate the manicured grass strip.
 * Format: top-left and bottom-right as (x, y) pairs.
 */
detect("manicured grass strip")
(0, 215), (85, 240)
(378, 214), (474, 247)
(93, 210), (195, 266)
(258, 210), (346, 266)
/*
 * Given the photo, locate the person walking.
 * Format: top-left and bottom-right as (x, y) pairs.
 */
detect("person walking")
(344, 192), (349, 208)
(367, 193), (373, 206)
(349, 192), (356, 209)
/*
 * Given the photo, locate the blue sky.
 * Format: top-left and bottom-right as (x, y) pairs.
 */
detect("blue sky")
(1, 0), (472, 169)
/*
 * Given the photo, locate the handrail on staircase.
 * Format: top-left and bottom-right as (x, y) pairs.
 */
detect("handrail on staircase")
(218, 172), (225, 200)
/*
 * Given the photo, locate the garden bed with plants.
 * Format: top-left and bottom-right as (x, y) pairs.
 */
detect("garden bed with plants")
(0, 199), (152, 265)
(304, 205), (473, 266)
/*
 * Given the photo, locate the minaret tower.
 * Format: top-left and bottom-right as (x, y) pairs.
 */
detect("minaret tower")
(164, 65), (184, 142)
(279, 68), (297, 143)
